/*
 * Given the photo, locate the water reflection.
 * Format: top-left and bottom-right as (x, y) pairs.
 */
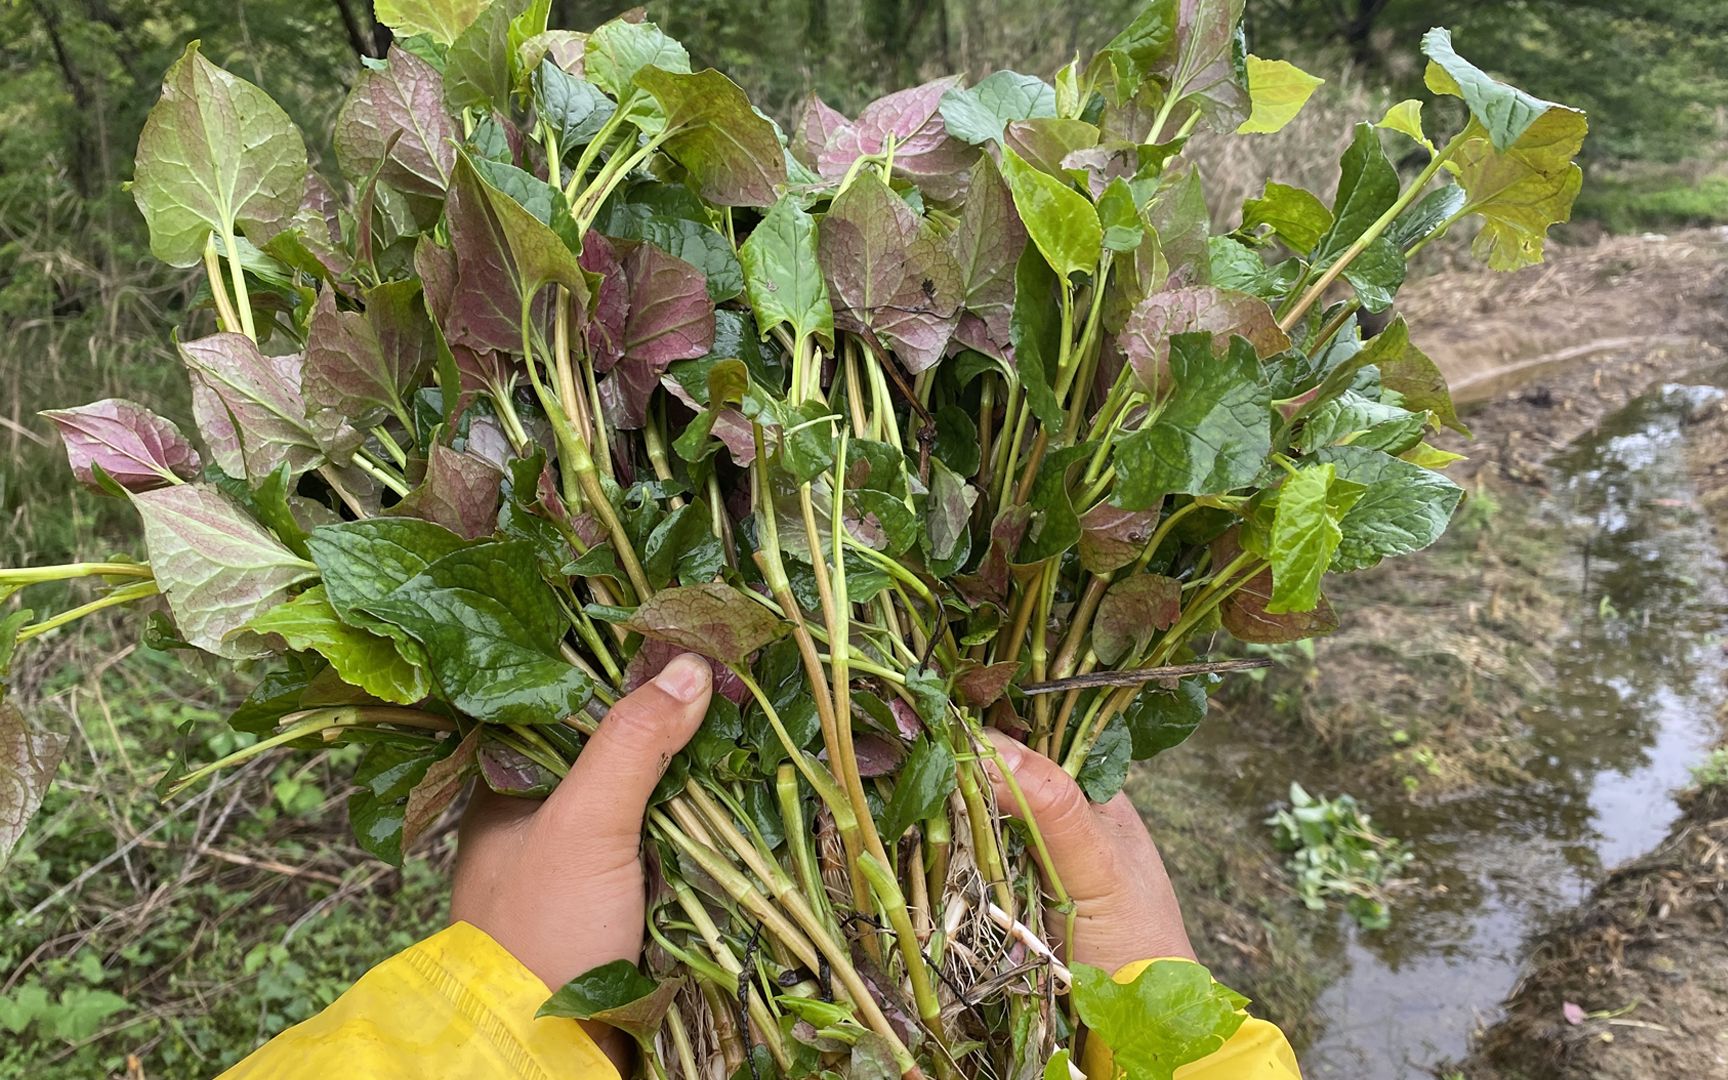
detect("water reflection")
(1197, 378), (1728, 1078)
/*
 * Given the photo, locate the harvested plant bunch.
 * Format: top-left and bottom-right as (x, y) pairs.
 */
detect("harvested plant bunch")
(1, 3), (1585, 1077)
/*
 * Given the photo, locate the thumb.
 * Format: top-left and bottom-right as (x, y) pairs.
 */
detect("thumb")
(544, 653), (712, 844)
(981, 730), (1123, 902)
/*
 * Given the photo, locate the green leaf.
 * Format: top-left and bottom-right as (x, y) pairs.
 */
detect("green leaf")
(132, 484), (316, 659)
(939, 71), (1057, 146)
(634, 67), (787, 208)
(1241, 181), (1332, 254)
(1341, 236), (1406, 313)
(1072, 959), (1249, 1080)
(132, 42), (308, 267)
(1296, 392), (1426, 455)
(1000, 146), (1102, 280)
(1, 701), (68, 871)
(1421, 27), (1563, 153)
(1266, 464), (1365, 615)
(359, 540), (594, 724)
(1088, 0), (1177, 103)
(1376, 99), (1436, 155)
(1237, 56), (1323, 135)
(1077, 716), (1132, 802)
(306, 517), (475, 654)
(540, 959), (683, 1042)
(1016, 443), (1096, 565)
(535, 59), (616, 160)
(1124, 678), (1208, 761)
(444, 0), (515, 112)
(248, 586), (430, 705)
(1116, 334), (1271, 506)
(1385, 184), (1466, 253)
(740, 196), (833, 350)
(1449, 108), (1587, 271)
(595, 184), (743, 302)
(1097, 177), (1145, 253)
(1044, 1050), (1074, 1080)
(1312, 124), (1399, 266)
(1010, 245), (1065, 430)
(620, 582), (788, 665)
(348, 740), (448, 865)
(583, 18), (690, 100)
(373, 0), (491, 46)
(880, 736), (957, 842)
(642, 502), (724, 589)
(1311, 444), (1464, 572)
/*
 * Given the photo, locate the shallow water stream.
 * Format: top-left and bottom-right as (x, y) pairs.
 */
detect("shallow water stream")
(1192, 375), (1728, 1077)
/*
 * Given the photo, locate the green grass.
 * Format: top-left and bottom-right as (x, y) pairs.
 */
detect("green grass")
(1, 631), (450, 1077)
(1573, 170), (1728, 234)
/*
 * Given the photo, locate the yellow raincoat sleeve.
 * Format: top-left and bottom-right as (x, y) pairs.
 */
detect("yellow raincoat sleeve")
(221, 928), (1297, 1080)
(217, 921), (619, 1080)
(1079, 959), (1303, 1080)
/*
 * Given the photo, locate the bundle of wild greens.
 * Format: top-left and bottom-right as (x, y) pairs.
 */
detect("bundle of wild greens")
(2, 1), (1585, 1075)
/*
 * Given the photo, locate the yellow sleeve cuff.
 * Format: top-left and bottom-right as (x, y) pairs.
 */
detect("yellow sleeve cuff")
(217, 922), (619, 1080)
(1078, 959), (1303, 1080)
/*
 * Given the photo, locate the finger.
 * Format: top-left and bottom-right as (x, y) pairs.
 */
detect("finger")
(981, 731), (1124, 901)
(543, 652), (712, 843)
(1096, 792), (1160, 857)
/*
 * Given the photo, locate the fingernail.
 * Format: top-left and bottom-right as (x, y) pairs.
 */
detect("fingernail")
(654, 653), (711, 703)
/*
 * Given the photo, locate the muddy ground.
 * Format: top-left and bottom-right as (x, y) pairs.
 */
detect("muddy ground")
(1133, 227), (1728, 1069)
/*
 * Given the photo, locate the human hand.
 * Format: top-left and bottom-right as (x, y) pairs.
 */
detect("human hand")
(982, 731), (1195, 974)
(451, 652), (712, 1070)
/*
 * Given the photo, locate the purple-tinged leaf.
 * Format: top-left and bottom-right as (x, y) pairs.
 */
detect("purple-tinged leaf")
(304, 284), (433, 446)
(0, 701), (67, 871)
(334, 44), (460, 198)
(1213, 529), (1338, 644)
(401, 728), (479, 854)
(618, 582), (788, 665)
(817, 78), (979, 204)
(818, 171), (962, 373)
(392, 444), (504, 540)
(633, 67), (787, 208)
(132, 483), (317, 659)
(602, 242), (715, 429)
(1122, 286), (1289, 394)
(1154, 0), (1251, 134)
(478, 737), (559, 796)
(1078, 504), (1160, 574)
(1004, 118), (1099, 178)
(954, 661), (1019, 709)
(622, 637), (750, 705)
(265, 172), (352, 280)
(1062, 142), (1138, 199)
(179, 332), (325, 484)
(520, 30), (588, 77)
(579, 232), (629, 374)
(132, 42), (308, 267)
(42, 399), (202, 493)
(947, 154), (1026, 362)
(792, 93), (848, 168)
(954, 505), (1033, 608)
(1093, 574), (1181, 664)
(444, 153), (586, 354)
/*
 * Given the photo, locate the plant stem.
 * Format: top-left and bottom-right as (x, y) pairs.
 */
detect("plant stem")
(350, 451), (410, 497)
(0, 562), (153, 585)
(1279, 130), (1466, 332)
(17, 580), (161, 641)
(219, 224), (257, 340)
(202, 235), (242, 335)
